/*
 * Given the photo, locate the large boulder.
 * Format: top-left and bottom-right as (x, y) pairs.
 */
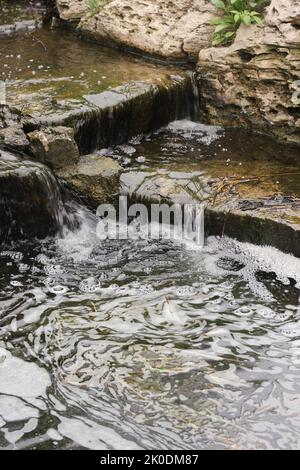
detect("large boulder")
(78, 0), (216, 62)
(197, 0), (300, 144)
(27, 126), (80, 169)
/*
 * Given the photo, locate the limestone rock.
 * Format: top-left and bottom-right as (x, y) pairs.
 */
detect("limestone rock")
(58, 155), (122, 206)
(120, 169), (210, 205)
(56, 0), (87, 21)
(27, 126), (80, 169)
(197, 0), (300, 144)
(78, 0), (216, 62)
(0, 126), (29, 153)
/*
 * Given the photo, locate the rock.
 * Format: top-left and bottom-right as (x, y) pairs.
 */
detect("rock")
(58, 155), (122, 206)
(197, 0), (300, 144)
(27, 126), (80, 169)
(24, 75), (195, 154)
(0, 104), (23, 128)
(117, 121), (300, 257)
(56, 0), (87, 21)
(78, 0), (216, 62)
(0, 20), (40, 37)
(0, 150), (66, 241)
(0, 0), (47, 36)
(0, 126), (29, 153)
(120, 169), (210, 205)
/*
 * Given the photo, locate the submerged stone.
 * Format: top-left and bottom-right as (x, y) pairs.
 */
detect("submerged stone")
(0, 19), (40, 37)
(58, 155), (122, 206)
(27, 126), (80, 169)
(0, 0), (47, 37)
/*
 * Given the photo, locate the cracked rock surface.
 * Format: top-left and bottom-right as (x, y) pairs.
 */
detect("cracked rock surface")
(71, 0), (216, 62)
(197, 0), (300, 144)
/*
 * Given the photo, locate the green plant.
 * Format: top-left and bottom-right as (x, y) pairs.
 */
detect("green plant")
(210, 0), (268, 46)
(87, 0), (103, 16)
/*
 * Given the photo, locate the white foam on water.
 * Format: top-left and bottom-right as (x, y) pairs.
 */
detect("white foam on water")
(204, 236), (300, 302)
(0, 396), (39, 422)
(0, 348), (50, 398)
(166, 119), (223, 145)
(161, 298), (189, 325)
(57, 415), (141, 450)
(56, 207), (98, 262)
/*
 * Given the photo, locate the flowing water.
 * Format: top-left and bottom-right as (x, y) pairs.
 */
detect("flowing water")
(0, 24), (181, 116)
(113, 119), (300, 198)
(1, 1), (300, 451)
(2, 201), (300, 449)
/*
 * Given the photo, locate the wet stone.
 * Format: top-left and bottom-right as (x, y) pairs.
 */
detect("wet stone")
(0, 22), (194, 153)
(115, 119), (300, 257)
(0, 149), (67, 241)
(0, 0), (47, 37)
(58, 155), (122, 206)
(27, 126), (80, 169)
(0, 125), (29, 153)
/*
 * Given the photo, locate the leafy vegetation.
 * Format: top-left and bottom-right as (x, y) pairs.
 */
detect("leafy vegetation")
(210, 0), (269, 46)
(87, 0), (104, 16)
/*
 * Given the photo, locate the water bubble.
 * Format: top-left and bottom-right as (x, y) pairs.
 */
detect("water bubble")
(99, 272), (108, 280)
(79, 277), (101, 293)
(44, 265), (65, 276)
(276, 311), (292, 322)
(257, 307), (276, 320)
(108, 284), (118, 290)
(18, 263), (30, 272)
(280, 323), (300, 338)
(140, 285), (154, 294)
(1, 251), (23, 261)
(131, 281), (140, 289)
(10, 281), (22, 287)
(176, 286), (196, 297)
(36, 254), (50, 265)
(235, 306), (253, 317)
(48, 285), (68, 295)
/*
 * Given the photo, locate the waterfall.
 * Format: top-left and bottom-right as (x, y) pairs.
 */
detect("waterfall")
(0, 150), (79, 243)
(188, 71), (201, 121)
(74, 74), (198, 154)
(183, 204), (205, 249)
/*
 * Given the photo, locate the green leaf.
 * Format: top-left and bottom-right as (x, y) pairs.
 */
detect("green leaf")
(210, 0), (226, 10)
(215, 23), (232, 32)
(225, 31), (236, 37)
(211, 0), (266, 47)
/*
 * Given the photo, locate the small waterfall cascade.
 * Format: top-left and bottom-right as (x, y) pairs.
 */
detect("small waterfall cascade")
(183, 204), (205, 249)
(74, 74), (199, 154)
(188, 71), (201, 121)
(0, 150), (79, 242)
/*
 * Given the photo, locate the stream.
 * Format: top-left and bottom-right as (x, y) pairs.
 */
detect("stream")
(1, 0), (300, 452)
(1, 199), (300, 449)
